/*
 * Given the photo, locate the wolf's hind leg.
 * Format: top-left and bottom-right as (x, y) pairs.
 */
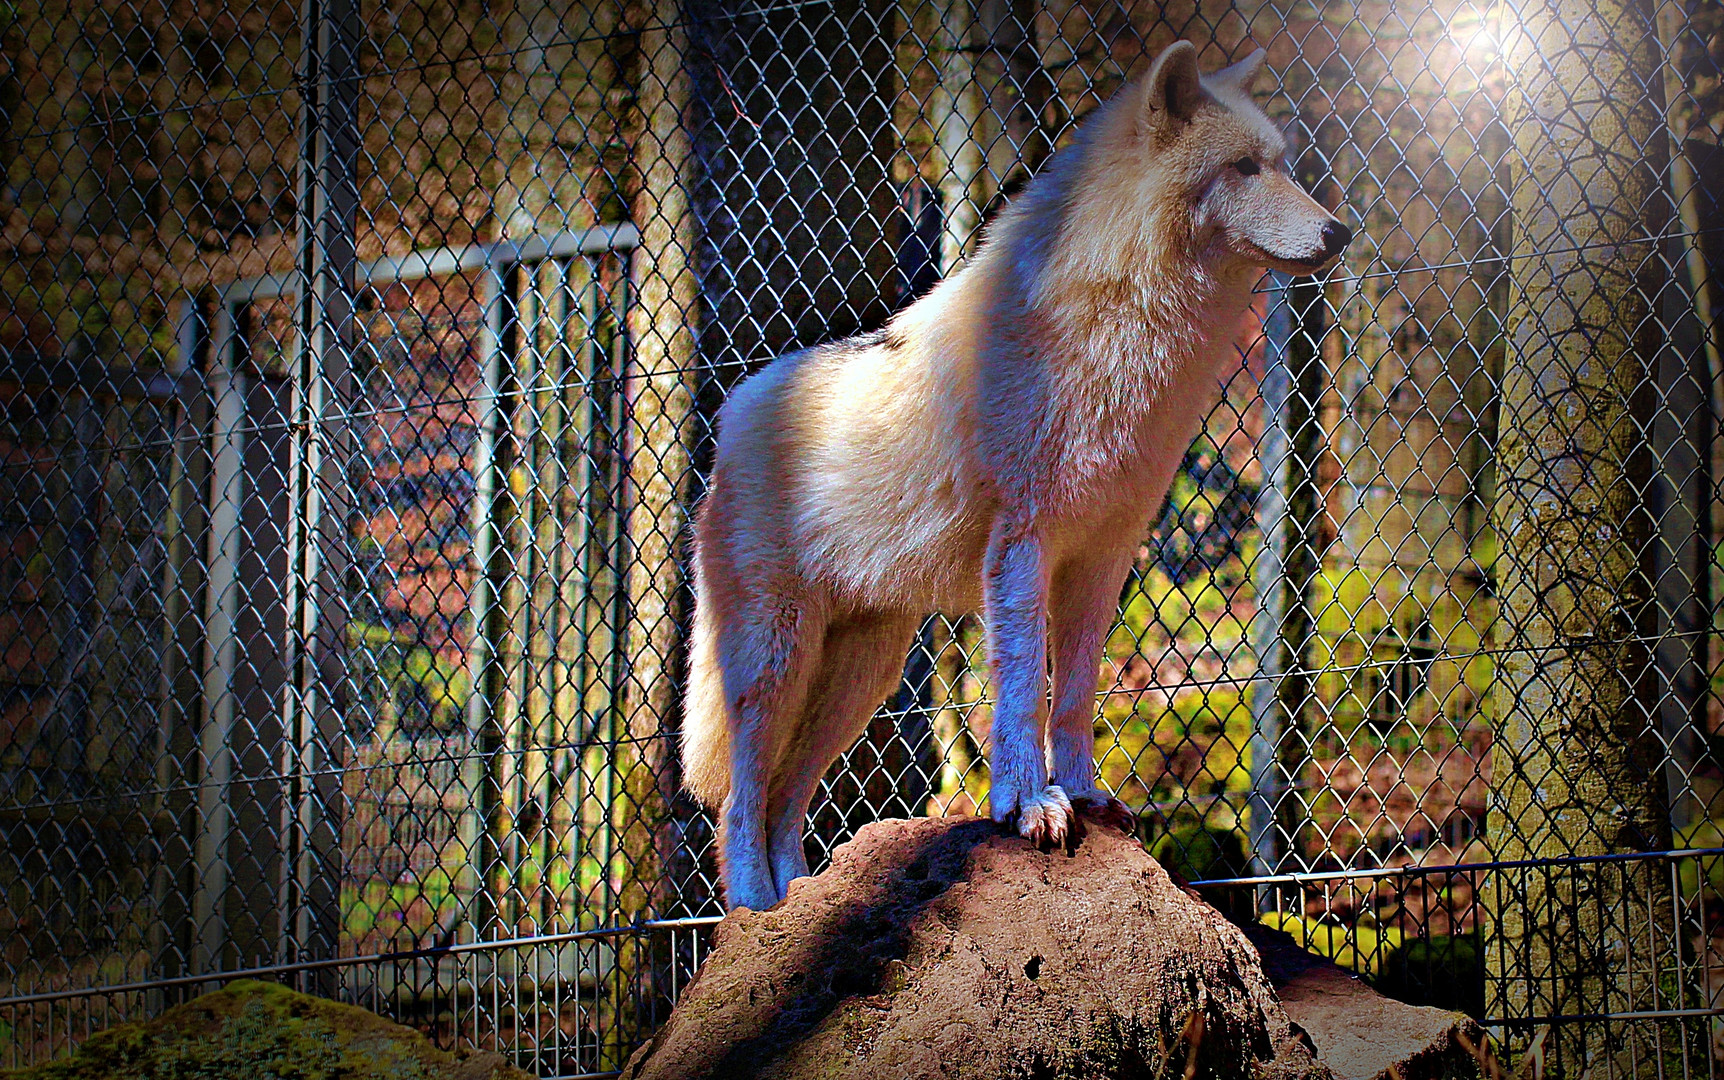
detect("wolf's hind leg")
(719, 599), (826, 910)
(1049, 551), (1136, 832)
(765, 614), (919, 898)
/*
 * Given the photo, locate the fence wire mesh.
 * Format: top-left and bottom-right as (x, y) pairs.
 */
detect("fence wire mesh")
(3, 0), (1724, 1074)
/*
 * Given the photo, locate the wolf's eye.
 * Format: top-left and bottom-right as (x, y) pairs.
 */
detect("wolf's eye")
(1232, 157), (1261, 176)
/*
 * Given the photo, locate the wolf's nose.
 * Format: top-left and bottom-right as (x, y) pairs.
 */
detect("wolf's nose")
(1320, 220), (1352, 257)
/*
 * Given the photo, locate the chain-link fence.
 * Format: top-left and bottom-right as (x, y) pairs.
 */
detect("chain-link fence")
(3, 0), (1724, 1075)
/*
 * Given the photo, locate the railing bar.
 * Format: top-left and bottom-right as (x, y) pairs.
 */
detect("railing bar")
(1484, 1006), (1724, 1025)
(0, 916), (723, 1008)
(217, 225), (640, 304)
(1189, 847), (1724, 888)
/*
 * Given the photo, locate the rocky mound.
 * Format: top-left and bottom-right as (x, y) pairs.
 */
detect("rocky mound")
(1245, 924), (1491, 1080)
(624, 815), (1451, 1080)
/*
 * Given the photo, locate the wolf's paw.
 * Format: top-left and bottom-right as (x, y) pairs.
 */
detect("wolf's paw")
(1016, 784), (1076, 848)
(1072, 793), (1138, 834)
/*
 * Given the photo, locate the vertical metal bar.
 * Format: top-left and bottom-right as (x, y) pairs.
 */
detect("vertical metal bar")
(152, 300), (201, 992)
(1652, 0), (1716, 837)
(1703, 863), (1717, 1080)
(499, 259), (541, 933)
(1657, 0), (1724, 402)
(1668, 858), (1691, 1075)
(542, 260), (575, 935)
(1649, 255), (1713, 836)
(1248, 272), (1295, 880)
(603, 264), (632, 924)
(192, 301), (244, 977)
(1625, 864), (1641, 1021)
(465, 257), (514, 948)
(284, 0), (361, 978)
(1248, 242), (1328, 881)
(540, 260), (569, 936)
(159, 309), (201, 787)
(567, 257), (602, 923)
(600, 262), (631, 1045)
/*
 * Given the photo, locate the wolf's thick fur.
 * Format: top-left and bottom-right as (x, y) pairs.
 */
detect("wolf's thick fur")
(684, 42), (1349, 910)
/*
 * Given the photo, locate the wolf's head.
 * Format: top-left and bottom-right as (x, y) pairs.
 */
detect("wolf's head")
(1082, 41), (1350, 277)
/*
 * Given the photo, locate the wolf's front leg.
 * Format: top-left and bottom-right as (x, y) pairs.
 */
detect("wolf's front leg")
(983, 523), (1074, 845)
(1049, 552), (1137, 833)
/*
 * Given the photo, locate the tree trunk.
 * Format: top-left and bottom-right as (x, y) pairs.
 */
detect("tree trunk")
(925, 0), (986, 270)
(690, 0), (899, 369)
(1486, 0), (1675, 1068)
(973, 0), (1054, 200)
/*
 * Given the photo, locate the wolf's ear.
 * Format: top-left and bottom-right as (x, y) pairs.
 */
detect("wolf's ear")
(1143, 41), (1205, 127)
(1207, 47), (1267, 97)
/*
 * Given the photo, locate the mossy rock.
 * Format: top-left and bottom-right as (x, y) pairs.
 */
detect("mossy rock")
(1375, 933), (1485, 1018)
(5, 979), (531, 1080)
(1149, 823), (1253, 920)
(1148, 823), (1248, 882)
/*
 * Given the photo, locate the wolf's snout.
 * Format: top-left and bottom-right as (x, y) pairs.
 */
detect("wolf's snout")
(1319, 219), (1352, 259)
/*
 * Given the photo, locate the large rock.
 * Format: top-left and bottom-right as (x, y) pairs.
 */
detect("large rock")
(1246, 925), (1491, 1080)
(624, 817), (1332, 1079)
(6, 979), (530, 1080)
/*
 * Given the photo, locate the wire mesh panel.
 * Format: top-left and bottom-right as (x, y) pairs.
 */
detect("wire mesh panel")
(2, 0), (1724, 1075)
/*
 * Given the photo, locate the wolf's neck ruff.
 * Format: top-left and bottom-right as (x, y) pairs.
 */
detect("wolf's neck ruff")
(998, 101), (1254, 405)
(954, 174), (1243, 519)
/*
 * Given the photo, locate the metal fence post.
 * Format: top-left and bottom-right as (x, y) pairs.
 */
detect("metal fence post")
(1649, 222), (1714, 837)
(465, 259), (518, 949)
(1651, 0), (1719, 835)
(191, 302), (244, 978)
(152, 300), (206, 990)
(1248, 273), (1294, 879)
(1247, 262), (1328, 878)
(284, 0), (361, 980)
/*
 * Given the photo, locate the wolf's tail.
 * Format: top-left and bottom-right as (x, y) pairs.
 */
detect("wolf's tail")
(681, 547), (731, 810)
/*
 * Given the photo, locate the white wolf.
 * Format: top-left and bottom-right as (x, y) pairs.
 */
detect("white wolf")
(682, 41), (1349, 910)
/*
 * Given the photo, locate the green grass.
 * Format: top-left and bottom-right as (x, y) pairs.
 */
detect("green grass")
(1258, 909), (1404, 977)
